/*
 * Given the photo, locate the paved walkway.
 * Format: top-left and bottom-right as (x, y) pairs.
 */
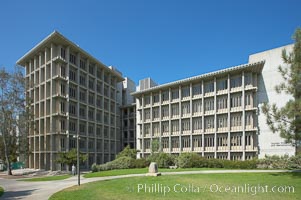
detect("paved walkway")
(0, 169), (300, 200)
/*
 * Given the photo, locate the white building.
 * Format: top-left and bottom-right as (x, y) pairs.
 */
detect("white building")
(132, 45), (295, 160)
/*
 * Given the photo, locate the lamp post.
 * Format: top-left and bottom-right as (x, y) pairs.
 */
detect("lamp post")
(74, 135), (80, 186)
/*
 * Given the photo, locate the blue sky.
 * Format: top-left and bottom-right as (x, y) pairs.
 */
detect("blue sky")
(0, 0), (300, 85)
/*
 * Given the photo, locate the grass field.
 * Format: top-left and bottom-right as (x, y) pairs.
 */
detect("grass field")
(20, 175), (72, 182)
(0, 186), (3, 197)
(50, 172), (301, 200)
(84, 168), (228, 178)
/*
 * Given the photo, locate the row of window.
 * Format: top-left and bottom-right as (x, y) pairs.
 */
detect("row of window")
(141, 74), (255, 105)
(143, 113), (254, 134)
(143, 95), (253, 120)
(143, 133), (255, 149)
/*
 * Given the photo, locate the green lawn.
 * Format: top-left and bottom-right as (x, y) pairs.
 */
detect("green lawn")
(84, 168), (227, 178)
(20, 174), (72, 182)
(50, 172), (301, 200)
(0, 186), (3, 197)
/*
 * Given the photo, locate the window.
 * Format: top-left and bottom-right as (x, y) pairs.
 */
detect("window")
(88, 109), (94, 120)
(79, 107), (86, 118)
(79, 123), (86, 135)
(96, 69), (102, 79)
(182, 119), (190, 131)
(153, 93), (159, 104)
(162, 90), (169, 102)
(230, 95), (242, 108)
(69, 53), (76, 65)
(205, 117), (214, 129)
(69, 121), (76, 132)
(182, 102), (190, 115)
(205, 98), (214, 111)
(69, 85), (77, 99)
(144, 109), (151, 120)
(193, 118), (202, 130)
(61, 48), (66, 59)
(69, 103), (76, 116)
(96, 82), (102, 94)
(172, 138), (179, 148)
(162, 138), (169, 148)
(172, 89), (179, 100)
(60, 101), (65, 112)
(80, 59), (86, 71)
(245, 93), (252, 106)
(89, 64), (95, 75)
(172, 104), (179, 116)
(96, 111), (102, 122)
(88, 125), (94, 136)
(182, 86), (190, 98)
(193, 100), (202, 113)
(246, 113), (253, 126)
(231, 114), (242, 127)
(144, 95), (150, 105)
(61, 65), (66, 77)
(192, 84), (202, 96)
(204, 82), (214, 93)
(89, 79), (94, 90)
(193, 136), (202, 147)
(230, 76), (242, 88)
(182, 137), (190, 148)
(162, 122), (169, 132)
(245, 73), (252, 86)
(61, 119), (66, 130)
(69, 69), (76, 81)
(144, 124), (150, 135)
(162, 106), (169, 118)
(172, 120), (179, 133)
(79, 74), (86, 86)
(217, 97), (227, 110)
(152, 123), (160, 136)
(61, 83), (66, 95)
(217, 79), (228, 91)
(205, 136), (214, 147)
(96, 96), (102, 107)
(88, 93), (94, 105)
(218, 115), (227, 128)
(231, 134), (242, 146)
(79, 90), (86, 102)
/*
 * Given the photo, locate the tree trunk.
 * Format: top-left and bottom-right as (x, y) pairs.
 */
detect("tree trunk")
(3, 134), (12, 175)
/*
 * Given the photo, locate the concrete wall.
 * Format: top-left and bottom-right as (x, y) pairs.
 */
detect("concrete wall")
(249, 44), (295, 158)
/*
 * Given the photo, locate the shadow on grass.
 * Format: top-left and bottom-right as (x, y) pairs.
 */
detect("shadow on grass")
(270, 171), (301, 178)
(0, 189), (37, 200)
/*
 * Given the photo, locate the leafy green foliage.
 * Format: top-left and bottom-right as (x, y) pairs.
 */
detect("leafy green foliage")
(56, 148), (88, 166)
(147, 152), (176, 168)
(116, 145), (139, 159)
(262, 28), (301, 149)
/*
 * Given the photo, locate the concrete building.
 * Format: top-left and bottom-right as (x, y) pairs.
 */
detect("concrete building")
(17, 31), (124, 170)
(120, 78), (137, 148)
(17, 30), (296, 170)
(132, 45), (295, 160)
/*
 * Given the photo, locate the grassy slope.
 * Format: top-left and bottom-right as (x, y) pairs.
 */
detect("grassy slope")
(51, 172), (301, 200)
(20, 175), (72, 182)
(84, 168), (227, 178)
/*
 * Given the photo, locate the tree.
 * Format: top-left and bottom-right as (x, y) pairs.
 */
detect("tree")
(262, 28), (301, 154)
(56, 148), (88, 169)
(0, 66), (29, 175)
(151, 138), (160, 154)
(116, 145), (139, 159)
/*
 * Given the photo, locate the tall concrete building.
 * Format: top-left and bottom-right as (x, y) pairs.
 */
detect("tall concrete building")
(120, 78), (137, 148)
(132, 45), (296, 160)
(17, 31), (296, 170)
(17, 31), (124, 170)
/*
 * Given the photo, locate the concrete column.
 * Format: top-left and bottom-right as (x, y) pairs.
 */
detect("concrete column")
(214, 77), (217, 158)
(201, 80), (205, 157)
(227, 74), (231, 160)
(242, 72), (246, 160)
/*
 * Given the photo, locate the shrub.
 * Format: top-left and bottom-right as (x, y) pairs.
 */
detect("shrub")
(176, 153), (202, 168)
(91, 163), (98, 172)
(147, 153), (176, 168)
(288, 155), (301, 169)
(116, 145), (139, 159)
(131, 158), (150, 168)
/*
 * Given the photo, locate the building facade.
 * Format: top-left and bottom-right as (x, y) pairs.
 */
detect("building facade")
(120, 78), (137, 148)
(17, 31), (124, 170)
(133, 45), (296, 160)
(17, 31), (296, 170)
